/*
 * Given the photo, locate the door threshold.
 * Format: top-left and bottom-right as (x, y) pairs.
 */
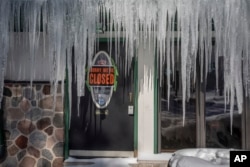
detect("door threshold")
(69, 150), (135, 158)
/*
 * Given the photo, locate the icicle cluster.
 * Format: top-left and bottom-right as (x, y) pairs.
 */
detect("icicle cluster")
(0, 0), (10, 108)
(0, 0), (250, 128)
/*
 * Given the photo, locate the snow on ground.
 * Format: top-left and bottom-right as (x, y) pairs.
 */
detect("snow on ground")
(168, 148), (230, 167)
(65, 149), (231, 167)
(138, 153), (172, 161)
(65, 157), (137, 167)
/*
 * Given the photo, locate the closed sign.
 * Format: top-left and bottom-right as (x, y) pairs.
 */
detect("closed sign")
(88, 51), (116, 109)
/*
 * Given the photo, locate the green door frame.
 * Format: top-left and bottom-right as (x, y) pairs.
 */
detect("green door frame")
(133, 56), (138, 156)
(63, 37), (139, 158)
(154, 55), (159, 154)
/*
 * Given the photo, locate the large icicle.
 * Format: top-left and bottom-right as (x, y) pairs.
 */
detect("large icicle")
(0, 0), (10, 108)
(1, 0), (250, 128)
(47, 0), (66, 110)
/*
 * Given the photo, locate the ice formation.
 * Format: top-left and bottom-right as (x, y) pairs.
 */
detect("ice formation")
(0, 0), (250, 129)
(168, 148), (230, 167)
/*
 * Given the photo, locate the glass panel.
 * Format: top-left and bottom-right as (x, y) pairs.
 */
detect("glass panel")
(206, 58), (242, 148)
(161, 66), (196, 150)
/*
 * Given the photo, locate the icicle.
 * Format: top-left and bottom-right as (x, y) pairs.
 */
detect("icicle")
(47, 0), (66, 111)
(178, 0), (191, 126)
(1, 0), (250, 130)
(0, 0), (10, 108)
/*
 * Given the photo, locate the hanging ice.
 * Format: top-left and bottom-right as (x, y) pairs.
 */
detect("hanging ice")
(0, 0), (250, 129)
(0, 0), (10, 108)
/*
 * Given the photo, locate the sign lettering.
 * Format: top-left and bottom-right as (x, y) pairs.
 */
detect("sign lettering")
(89, 66), (115, 86)
(87, 51), (117, 109)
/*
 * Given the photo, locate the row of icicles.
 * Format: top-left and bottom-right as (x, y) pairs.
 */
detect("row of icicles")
(0, 0), (250, 131)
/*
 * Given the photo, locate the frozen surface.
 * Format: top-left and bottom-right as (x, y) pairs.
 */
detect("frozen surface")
(138, 153), (172, 161)
(65, 157), (137, 167)
(168, 148), (230, 167)
(0, 0), (250, 127)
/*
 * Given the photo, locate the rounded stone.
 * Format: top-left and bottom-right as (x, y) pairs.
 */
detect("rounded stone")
(20, 98), (31, 112)
(10, 129), (20, 140)
(11, 121), (18, 129)
(29, 131), (47, 149)
(12, 85), (22, 96)
(43, 111), (54, 117)
(8, 144), (19, 156)
(52, 158), (64, 167)
(38, 158), (51, 167)
(7, 141), (13, 147)
(15, 135), (28, 149)
(17, 119), (36, 135)
(55, 96), (63, 112)
(47, 136), (57, 149)
(11, 97), (22, 107)
(17, 150), (27, 161)
(3, 87), (12, 97)
(31, 100), (37, 107)
(5, 120), (12, 130)
(36, 85), (42, 91)
(27, 146), (40, 158)
(19, 156), (36, 167)
(4, 130), (10, 140)
(44, 126), (54, 136)
(36, 117), (51, 130)
(52, 142), (64, 157)
(39, 96), (53, 109)
(2, 97), (11, 110)
(39, 96), (63, 111)
(25, 107), (42, 121)
(42, 149), (54, 160)
(2, 156), (18, 167)
(55, 128), (64, 142)
(7, 108), (24, 120)
(53, 113), (63, 128)
(43, 85), (51, 95)
(23, 87), (35, 100)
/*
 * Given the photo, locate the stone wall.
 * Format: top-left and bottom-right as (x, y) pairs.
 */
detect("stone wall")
(0, 83), (64, 167)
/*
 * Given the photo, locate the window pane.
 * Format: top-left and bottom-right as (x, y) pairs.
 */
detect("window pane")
(161, 69), (196, 150)
(206, 59), (242, 148)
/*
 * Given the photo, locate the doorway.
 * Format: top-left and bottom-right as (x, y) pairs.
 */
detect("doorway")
(69, 41), (135, 157)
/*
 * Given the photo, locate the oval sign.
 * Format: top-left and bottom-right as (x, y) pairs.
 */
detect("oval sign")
(88, 51), (114, 109)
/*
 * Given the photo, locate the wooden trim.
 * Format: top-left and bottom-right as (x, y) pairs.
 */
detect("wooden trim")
(69, 150), (134, 158)
(242, 96), (250, 149)
(196, 55), (206, 148)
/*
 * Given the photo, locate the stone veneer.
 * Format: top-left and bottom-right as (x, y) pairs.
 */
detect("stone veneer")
(0, 84), (64, 167)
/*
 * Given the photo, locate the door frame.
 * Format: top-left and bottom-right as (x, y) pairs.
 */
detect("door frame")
(64, 34), (139, 158)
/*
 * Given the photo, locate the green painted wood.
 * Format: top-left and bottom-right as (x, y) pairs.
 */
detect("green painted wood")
(133, 57), (138, 152)
(64, 57), (70, 160)
(154, 55), (158, 154)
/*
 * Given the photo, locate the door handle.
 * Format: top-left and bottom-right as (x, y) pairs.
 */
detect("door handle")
(129, 92), (133, 103)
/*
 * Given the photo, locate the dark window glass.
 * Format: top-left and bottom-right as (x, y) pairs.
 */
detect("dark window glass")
(205, 58), (242, 148)
(161, 64), (196, 150)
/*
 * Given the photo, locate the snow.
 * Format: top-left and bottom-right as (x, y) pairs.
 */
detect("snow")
(0, 0), (250, 127)
(65, 157), (137, 167)
(138, 153), (172, 161)
(168, 148), (231, 167)
(65, 150), (230, 167)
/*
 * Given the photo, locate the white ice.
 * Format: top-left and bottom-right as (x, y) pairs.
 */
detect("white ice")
(65, 157), (137, 167)
(168, 148), (231, 167)
(0, 0), (250, 128)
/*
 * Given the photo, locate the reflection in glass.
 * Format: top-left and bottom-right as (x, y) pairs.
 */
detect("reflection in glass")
(161, 67), (196, 150)
(206, 59), (241, 148)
